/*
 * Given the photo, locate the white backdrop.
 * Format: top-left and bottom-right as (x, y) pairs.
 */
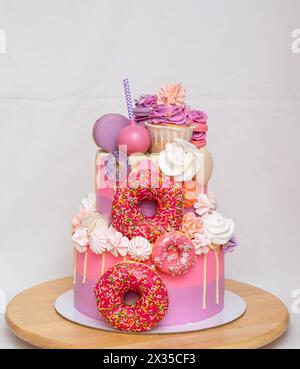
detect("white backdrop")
(0, 0), (299, 348)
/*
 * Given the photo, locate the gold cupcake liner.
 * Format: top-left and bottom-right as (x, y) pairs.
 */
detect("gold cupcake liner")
(145, 122), (194, 153)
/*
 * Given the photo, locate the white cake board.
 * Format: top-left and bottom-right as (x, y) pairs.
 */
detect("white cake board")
(54, 290), (246, 334)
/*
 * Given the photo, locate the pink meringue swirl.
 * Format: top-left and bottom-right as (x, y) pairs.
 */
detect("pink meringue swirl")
(149, 104), (192, 126)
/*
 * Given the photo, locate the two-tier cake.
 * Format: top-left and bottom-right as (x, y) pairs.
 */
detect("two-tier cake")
(71, 81), (237, 332)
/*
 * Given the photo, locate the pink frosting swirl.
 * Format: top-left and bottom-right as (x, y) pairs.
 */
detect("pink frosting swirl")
(149, 104), (192, 126)
(133, 85), (208, 133)
(135, 94), (158, 108)
(133, 95), (156, 123)
(192, 131), (207, 148)
(188, 110), (208, 124)
(189, 110), (208, 147)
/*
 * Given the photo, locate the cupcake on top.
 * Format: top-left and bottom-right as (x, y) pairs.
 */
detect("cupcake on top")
(134, 83), (208, 152)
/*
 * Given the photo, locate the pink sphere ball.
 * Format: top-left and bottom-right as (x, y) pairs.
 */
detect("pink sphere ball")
(117, 120), (151, 155)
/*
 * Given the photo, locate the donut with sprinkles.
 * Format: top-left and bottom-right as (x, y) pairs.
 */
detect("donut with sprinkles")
(151, 231), (196, 276)
(111, 171), (184, 243)
(94, 262), (169, 332)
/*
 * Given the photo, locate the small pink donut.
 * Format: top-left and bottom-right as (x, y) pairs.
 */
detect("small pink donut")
(151, 231), (196, 276)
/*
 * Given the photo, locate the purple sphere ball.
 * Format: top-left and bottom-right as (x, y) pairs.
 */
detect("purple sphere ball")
(93, 113), (129, 152)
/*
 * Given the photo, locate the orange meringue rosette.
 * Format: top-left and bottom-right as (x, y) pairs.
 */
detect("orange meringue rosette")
(157, 83), (185, 106)
(182, 180), (202, 208)
(181, 212), (204, 239)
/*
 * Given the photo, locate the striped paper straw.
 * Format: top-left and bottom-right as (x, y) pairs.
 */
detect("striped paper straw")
(123, 78), (134, 120)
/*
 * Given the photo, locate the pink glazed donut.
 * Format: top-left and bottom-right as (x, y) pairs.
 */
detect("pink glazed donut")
(151, 231), (196, 276)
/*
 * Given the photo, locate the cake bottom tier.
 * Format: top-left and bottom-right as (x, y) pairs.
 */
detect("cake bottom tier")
(73, 248), (224, 326)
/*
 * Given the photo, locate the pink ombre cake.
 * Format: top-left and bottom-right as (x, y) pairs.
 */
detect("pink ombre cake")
(71, 82), (237, 332)
(74, 249), (224, 325)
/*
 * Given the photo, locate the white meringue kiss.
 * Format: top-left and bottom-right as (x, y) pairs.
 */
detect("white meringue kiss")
(72, 228), (89, 253)
(79, 192), (96, 213)
(106, 225), (129, 257)
(89, 230), (107, 255)
(71, 192), (96, 233)
(81, 212), (109, 234)
(159, 138), (202, 182)
(128, 236), (152, 261)
(202, 211), (234, 246)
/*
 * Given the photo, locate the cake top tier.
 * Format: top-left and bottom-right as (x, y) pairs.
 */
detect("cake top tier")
(93, 82), (208, 155)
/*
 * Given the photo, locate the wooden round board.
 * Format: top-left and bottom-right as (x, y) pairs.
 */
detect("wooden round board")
(5, 278), (289, 349)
